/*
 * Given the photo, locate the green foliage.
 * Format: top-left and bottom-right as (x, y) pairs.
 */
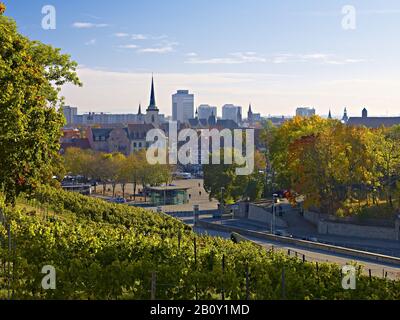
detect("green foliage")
(203, 149), (266, 202)
(1, 187), (399, 299)
(0, 14), (80, 205)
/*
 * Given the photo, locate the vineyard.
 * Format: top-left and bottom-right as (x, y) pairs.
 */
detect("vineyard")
(0, 186), (399, 300)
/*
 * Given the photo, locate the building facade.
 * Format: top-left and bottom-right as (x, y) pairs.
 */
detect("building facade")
(172, 90), (194, 124)
(198, 104), (217, 120)
(222, 104), (242, 125)
(296, 107), (316, 117)
(346, 108), (400, 128)
(62, 76), (165, 127)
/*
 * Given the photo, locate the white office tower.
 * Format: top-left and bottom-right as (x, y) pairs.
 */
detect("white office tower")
(296, 107), (316, 117)
(62, 106), (78, 125)
(198, 104), (217, 120)
(222, 104), (242, 124)
(172, 90), (194, 123)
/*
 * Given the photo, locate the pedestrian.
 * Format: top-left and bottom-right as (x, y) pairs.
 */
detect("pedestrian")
(199, 191), (202, 196)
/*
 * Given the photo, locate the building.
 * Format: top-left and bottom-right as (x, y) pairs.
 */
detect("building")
(347, 108), (400, 128)
(247, 104), (261, 124)
(145, 76), (161, 125)
(296, 107), (316, 117)
(342, 108), (349, 123)
(172, 90), (194, 124)
(198, 104), (217, 120)
(62, 76), (165, 126)
(147, 186), (189, 206)
(222, 104), (242, 125)
(62, 106), (78, 125)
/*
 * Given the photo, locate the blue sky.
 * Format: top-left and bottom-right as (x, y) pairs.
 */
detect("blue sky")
(5, 0), (400, 117)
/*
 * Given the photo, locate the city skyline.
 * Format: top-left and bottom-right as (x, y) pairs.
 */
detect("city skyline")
(6, 0), (400, 117)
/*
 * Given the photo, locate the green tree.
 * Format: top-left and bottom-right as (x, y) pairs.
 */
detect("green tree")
(0, 7), (81, 205)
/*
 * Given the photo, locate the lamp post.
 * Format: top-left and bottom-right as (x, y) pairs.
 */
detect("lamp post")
(220, 187), (225, 217)
(271, 193), (279, 234)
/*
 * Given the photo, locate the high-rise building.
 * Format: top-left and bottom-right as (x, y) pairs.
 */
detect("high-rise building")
(222, 104), (242, 125)
(296, 107), (316, 117)
(172, 90), (194, 123)
(62, 106), (78, 125)
(198, 104), (217, 120)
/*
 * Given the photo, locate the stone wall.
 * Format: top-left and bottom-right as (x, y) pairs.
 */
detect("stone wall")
(247, 204), (287, 228)
(318, 220), (397, 241)
(303, 211), (320, 226)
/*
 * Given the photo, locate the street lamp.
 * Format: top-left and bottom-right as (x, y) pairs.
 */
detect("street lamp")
(220, 187), (225, 216)
(271, 193), (280, 234)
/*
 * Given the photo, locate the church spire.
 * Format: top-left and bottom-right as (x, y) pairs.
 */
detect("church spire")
(342, 107), (349, 123)
(328, 109), (332, 119)
(147, 74), (158, 111)
(138, 103), (142, 115)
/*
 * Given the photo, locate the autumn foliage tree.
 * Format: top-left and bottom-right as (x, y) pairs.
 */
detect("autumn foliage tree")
(266, 116), (400, 217)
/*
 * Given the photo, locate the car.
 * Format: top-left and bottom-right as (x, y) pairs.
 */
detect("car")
(274, 230), (293, 238)
(301, 236), (318, 242)
(113, 197), (127, 204)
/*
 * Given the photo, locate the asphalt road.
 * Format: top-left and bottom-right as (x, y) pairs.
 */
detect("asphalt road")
(192, 225), (400, 281)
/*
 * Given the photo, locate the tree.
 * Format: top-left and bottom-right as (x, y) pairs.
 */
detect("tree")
(0, 7), (81, 205)
(203, 148), (265, 203)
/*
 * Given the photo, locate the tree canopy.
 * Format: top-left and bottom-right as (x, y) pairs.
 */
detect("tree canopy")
(0, 6), (81, 205)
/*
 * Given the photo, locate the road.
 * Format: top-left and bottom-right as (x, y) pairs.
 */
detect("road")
(176, 216), (400, 281)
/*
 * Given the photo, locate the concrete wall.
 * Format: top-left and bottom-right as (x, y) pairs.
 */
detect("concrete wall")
(248, 204), (287, 228)
(303, 211), (320, 226)
(318, 220), (397, 241)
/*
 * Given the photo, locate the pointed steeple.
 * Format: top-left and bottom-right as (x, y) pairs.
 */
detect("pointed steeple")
(138, 103), (142, 115)
(342, 107), (349, 123)
(208, 110), (216, 126)
(195, 107), (198, 119)
(147, 75), (158, 111)
(248, 103), (253, 123)
(328, 109), (332, 119)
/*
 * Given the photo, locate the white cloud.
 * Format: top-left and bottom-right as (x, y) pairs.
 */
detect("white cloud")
(138, 46), (174, 53)
(85, 39), (97, 46)
(186, 52), (198, 57)
(186, 52), (267, 64)
(118, 44), (139, 49)
(138, 41), (178, 54)
(114, 32), (130, 38)
(272, 53), (367, 65)
(72, 22), (109, 29)
(131, 34), (148, 40)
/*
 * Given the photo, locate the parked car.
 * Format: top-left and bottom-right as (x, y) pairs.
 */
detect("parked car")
(274, 230), (293, 238)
